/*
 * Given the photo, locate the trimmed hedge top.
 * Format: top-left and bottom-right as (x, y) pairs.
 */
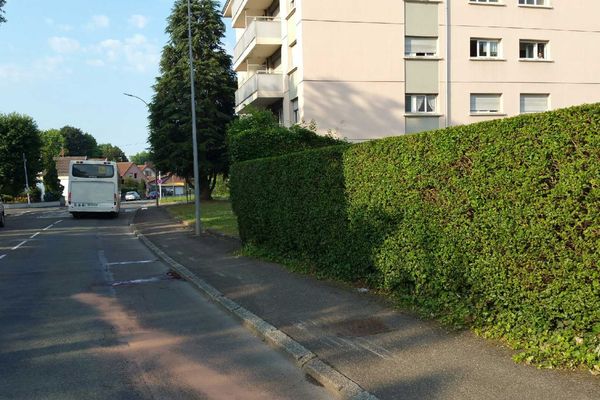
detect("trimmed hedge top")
(230, 104), (600, 369)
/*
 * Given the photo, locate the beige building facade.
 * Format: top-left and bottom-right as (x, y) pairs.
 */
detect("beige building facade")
(223, 0), (600, 141)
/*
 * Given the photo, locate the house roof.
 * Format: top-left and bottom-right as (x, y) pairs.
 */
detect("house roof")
(117, 162), (135, 177)
(148, 172), (186, 185)
(55, 156), (87, 176)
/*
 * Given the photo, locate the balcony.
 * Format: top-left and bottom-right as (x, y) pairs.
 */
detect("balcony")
(235, 72), (284, 113)
(225, 0), (276, 28)
(233, 17), (281, 71)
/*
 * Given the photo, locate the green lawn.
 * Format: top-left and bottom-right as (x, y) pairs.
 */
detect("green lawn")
(166, 200), (238, 237)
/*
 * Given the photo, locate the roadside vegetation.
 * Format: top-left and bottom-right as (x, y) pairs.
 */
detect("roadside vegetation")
(166, 200), (238, 237)
(230, 103), (600, 371)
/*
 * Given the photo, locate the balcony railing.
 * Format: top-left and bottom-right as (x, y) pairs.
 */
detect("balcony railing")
(231, 0), (275, 28)
(235, 72), (284, 111)
(233, 17), (281, 70)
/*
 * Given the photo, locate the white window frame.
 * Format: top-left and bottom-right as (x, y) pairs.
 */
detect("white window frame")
(519, 40), (549, 60)
(518, 0), (549, 6)
(469, 0), (500, 3)
(470, 94), (502, 114)
(520, 94), (550, 114)
(470, 38), (501, 59)
(405, 94), (437, 114)
(405, 36), (438, 57)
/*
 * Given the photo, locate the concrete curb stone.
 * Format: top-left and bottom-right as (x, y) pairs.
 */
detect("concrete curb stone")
(132, 220), (380, 400)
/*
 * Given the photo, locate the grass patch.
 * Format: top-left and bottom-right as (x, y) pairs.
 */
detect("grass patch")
(166, 200), (238, 237)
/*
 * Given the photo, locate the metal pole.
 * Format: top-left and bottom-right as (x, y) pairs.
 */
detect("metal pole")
(158, 171), (162, 206)
(187, 0), (202, 235)
(23, 153), (30, 205)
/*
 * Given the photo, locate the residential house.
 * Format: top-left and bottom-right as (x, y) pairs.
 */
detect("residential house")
(117, 162), (145, 184)
(224, 0), (600, 138)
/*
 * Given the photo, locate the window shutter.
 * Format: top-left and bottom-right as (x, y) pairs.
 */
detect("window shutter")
(520, 94), (548, 113)
(470, 94), (501, 112)
(405, 37), (437, 55)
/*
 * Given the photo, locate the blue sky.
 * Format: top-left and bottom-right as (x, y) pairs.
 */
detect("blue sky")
(0, 0), (234, 157)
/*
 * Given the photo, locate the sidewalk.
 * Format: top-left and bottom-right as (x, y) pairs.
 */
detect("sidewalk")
(134, 206), (599, 400)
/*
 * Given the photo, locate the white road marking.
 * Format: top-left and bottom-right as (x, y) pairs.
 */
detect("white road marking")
(0, 255), (6, 260)
(30, 232), (40, 239)
(141, 207), (148, 210)
(112, 277), (163, 287)
(55, 220), (63, 224)
(43, 223), (54, 231)
(106, 260), (156, 266)
(12, 241), (27, 250)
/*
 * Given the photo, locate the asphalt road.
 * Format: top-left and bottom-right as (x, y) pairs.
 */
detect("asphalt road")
(0, 203), (331, 400)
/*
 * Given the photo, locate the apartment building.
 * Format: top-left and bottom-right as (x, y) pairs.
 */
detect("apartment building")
(223, 0), (600, 141)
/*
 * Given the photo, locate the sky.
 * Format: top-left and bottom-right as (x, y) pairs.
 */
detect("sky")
(0, 0), (234, 158)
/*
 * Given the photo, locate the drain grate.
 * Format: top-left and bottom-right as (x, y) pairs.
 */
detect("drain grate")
(324, 317), (391, 337)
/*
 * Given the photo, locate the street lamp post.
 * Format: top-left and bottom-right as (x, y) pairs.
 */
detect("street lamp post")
(123, 92), (158, 207)
(187, 0), (202, 235)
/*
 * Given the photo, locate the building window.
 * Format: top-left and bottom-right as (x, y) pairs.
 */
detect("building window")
(470, 39), (500, 58)
(519, 0), (548, 6)
(469, 0), (500, 3)
(470, 94), (502, 114)
(405, 37), (437, 57)
(520, 94), (549, 114)
(134, 173), (137, 179)
(291, 98), (299, 123)
(519, 40), (548, 60)
(405, 94), (437, 114)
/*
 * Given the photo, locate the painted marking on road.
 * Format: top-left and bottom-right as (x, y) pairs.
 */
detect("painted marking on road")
(43, 223), (55, 231)
(141, 207), (148, 210)
(0, 254), (6, 260)
(30, 232), (40, 239)
(55, 220), (63, 225)
(106, 260), (157, 266)
(12, 240), (27, 250)
(112, 277), (163, 287)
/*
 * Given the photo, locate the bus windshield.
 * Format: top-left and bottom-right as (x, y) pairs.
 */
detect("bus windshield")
(72, 164), (115, 178)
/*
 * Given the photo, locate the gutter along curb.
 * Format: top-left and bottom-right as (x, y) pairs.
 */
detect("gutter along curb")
(132, 223), (379, 400)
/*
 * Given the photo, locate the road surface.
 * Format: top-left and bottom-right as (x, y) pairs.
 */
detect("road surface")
(0, 203), (331, 400)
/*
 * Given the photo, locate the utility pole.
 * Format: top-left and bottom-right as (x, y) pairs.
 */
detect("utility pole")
(187, 0), (202, 235)
(22, 153), (30, 204)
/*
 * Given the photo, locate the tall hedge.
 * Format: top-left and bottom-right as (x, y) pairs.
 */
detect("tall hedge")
(230, 103), (600, 368)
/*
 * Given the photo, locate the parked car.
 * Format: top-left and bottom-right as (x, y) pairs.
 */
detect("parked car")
(124, 191), (141, 201)
(0, 196), (4, 227)
(147, 191), (159, 200)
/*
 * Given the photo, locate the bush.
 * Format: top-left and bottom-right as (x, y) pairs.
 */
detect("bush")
(227, 108), (344, 163)
(27, 186), (42, 202)
(230, 103), (600, 369)
(43, 191), (61, 202)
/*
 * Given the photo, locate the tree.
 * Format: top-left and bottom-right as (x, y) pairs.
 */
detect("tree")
(0, 113), (42, 196)
(0, 0), (6, 24)
(43, 160), (63, 201)
(39, 129), (65, 200)
(60, 126), (100, 157)
(98, 143), (128, 162)
(149, 0), (236, 200)
(41, 129), (65, 161)
(130, 150), (151, 165)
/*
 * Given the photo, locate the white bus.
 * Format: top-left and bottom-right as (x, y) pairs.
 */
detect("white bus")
(68, 160), (121, 218)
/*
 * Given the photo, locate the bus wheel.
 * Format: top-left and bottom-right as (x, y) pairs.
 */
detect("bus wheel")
(71, 212), (80, 219)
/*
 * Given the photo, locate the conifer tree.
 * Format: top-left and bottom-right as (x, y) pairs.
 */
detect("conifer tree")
(149, 0), (236, 200)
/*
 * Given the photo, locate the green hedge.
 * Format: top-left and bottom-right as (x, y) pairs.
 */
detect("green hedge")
(230, 104), (600, 369)
(227, 108), (344, 163)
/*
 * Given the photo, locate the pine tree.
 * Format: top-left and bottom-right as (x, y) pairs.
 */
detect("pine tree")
(149, 0), (236, 200)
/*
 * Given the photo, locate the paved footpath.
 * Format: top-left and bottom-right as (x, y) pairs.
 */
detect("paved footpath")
(134, 206), (600, 400)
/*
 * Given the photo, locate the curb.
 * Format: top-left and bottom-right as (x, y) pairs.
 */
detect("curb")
(132, 225), (379, 400)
